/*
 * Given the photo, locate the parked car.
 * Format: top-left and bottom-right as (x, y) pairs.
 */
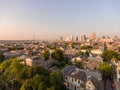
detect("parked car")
(111, 83), (115, 88)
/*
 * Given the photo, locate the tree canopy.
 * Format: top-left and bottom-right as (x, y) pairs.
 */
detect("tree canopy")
(98, 62), (113, 78)
(52, 49), (64, 61)
(0, 53), (5, 63)
(0, 58), (66, 90)
(74, 61), (84, 69)
(102, 50), (120, 62)
(81, 45), (93, 50)
(52, 49), (69, 68)
(42, 50), (50, 60)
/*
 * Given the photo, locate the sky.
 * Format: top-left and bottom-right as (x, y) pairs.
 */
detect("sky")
(0, 0), (120, 40)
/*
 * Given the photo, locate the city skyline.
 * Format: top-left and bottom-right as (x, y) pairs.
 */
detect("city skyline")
(0, 0), (120, 40)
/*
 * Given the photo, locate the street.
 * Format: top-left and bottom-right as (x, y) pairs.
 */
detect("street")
(104, 78), (116, 90)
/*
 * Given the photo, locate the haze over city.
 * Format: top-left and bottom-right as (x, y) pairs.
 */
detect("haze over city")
(1, 1), (120, 90)
(0, 0), (120, 40)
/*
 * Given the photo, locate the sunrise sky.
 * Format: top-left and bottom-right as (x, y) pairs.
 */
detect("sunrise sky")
(0, 0), (120, 40)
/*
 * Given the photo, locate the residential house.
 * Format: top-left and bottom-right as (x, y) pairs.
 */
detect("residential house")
(112, 60), (120, 82)
(71, 57), (82, 63)
(85, 76), (101, 90)
(62, 66), (102, 90)
(83, 60), (101, 70)
(62, 66), (86, 90)
(25, 56), (54, 70)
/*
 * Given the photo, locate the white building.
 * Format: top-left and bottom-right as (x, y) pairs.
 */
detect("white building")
(63, 68), (86, 90)
(85, 76), (100, 90)
(65, 35), (73, 42)
(113, 61), (120, 82)
(62, 66), (102, 90)
(91, 49), (102, 55)
(25, 56), (44, 66)
(71, 57), (82, 63)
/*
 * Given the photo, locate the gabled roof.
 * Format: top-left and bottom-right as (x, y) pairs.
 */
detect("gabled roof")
(67, 68), (86, 81)
(86, 76), (101, 90)
(62, 65), (77, 76)
(81, 69), (102, 81)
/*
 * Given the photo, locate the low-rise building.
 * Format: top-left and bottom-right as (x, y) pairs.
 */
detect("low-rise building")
(25, 56), (54, 70)
(62, 66), (102, 90)
(112, 60), (120, 82)
(62, 66), (86, 90)
(83, 60), (101, 70)
(85, 76), (101, 90)
(25, 56), (44, 66)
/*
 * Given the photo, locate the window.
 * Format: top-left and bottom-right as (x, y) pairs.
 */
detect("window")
(68, 83), (69, 87)
(75, 86), (76, 90)
(119, 71), (120, 74)
(66, 76), (68, 80)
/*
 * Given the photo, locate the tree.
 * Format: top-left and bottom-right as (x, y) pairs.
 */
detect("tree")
(52, 49), (64, 61)
(0, 59), (12, 72)
(18, 66), (48, 81)
(0, 53), (5, 63)
(98, 62), (113, 78)
(38, 82), (46, 90)
(52, 49), (69, 68)
(42, 50), (50, 60)
(102, 50), (120, 62)
(53, 60), (61, 68)
(0, 58), (48, 89)
(0, 80), (6, 90)
(74, 61), (84, 69)
(20, 73), (48, 90)
(81, 45), (93, 50)
(77, 50), (84, 57)
(20, 79), (33, 90)
(49, 70), (66, 90)
(0, 58), (66, 90)
(47, 86), (55, 90)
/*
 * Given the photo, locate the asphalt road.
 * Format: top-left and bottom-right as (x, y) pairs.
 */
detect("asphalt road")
(104, 78), (116, 90)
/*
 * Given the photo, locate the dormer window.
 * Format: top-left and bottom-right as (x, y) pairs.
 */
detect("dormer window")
(66, 76), (68, 80)
(72, 78), (73, 82)
(119, 71), (120, 74)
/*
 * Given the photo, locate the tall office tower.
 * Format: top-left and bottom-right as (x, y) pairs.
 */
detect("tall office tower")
(65, 35), (73, 42)
(79, 35), (85, 42)
(76, 36), (78, 42)
(84, 35), (86, 42)
(89, 32), (96, 41)
(60, 36), (63, 41)
(69, 35), (73, 41)
(79, 35), (82, 42)
(79, 35), (83, 42)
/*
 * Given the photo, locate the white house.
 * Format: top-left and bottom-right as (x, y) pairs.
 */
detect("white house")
(62, 66), (86, 90)
(71, 57), (82, 63)
(91, 49), (102, 55)
(62, 66), (102, 90)
(85, 76), (100, 90)
(113, 61), (120, 82)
